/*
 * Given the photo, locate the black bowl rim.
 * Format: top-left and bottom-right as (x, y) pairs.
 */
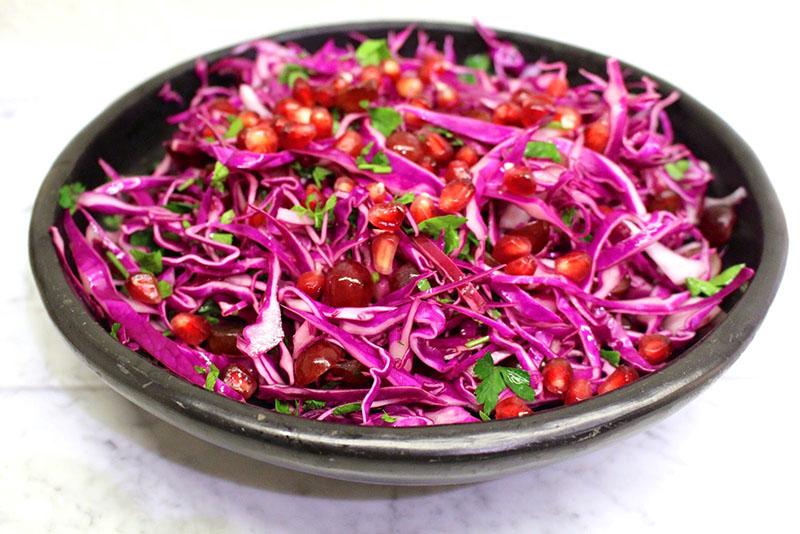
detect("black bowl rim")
(29, 21), (788, 466)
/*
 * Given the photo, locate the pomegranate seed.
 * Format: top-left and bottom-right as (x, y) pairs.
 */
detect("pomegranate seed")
(332, 75), (350, 94)
(314, 84), (337, 107)
(386, 131), (424, 163)
(304, 184), (321, 210)
(419, 56), (445, 83)
(310, 106), (333, 138)
(222, 364), (257, 400)
(465, 108), (492, 122)
(368, 202), (406, 231)
(208, 97), (237, 115)
(381, 59), (401, 80)
(403, 97), (431, 129)
(338, 83), (378, 113)
(584, 121), (609, 152)
(520, 102), (551, 127)
(275, 97), (301, 117)
(419, 155), (437, 173)
(555, 251), (592, 283)
(238, 111), (260, 128)
(564, 378), (593, 405)
(367, 182), (387, 203)
(542, 358), (573, 395)
(323, 260), (374, 307)
(495, 396), (533, 419)
(504, 254), (537, 275)
(597, 365), (639, 395)
(297, 271), (325, 299)
(493, 234), (533, 264)
(238, 122), (279, 153)
(454, 145), (479, 166)
(511, 89), (535, 106)
(445, 160), (471, 182)
(421, 131), (453, 164)
(546, 77), (569, 98)
(334, 175), (356, 193)
(700, 205), (736, 247)
(509, 221), (550, 254)
(389, 264), (419, 291)
(648, 190), (682, 213)
(273, 116), (289, 133)
(638, 333), (673, 365)
(396, 76), (424, 99)
(503, 165), (537, 196)
(439, 178), (475, 213)
(294, 339), (345, 386)
(492, 102), (523, 126)
(435, 84), (459, 109)
(292, 78), (316, 106)
(372, 233), (400, 275)
(326, 358), (371, 387)
(207, 320), (244, 355)
(334, 130), (365, 157)
(279, 121), (316, 149)
(286, 105), (312, 124)
(170, 312), (211, 346)
(554, 106), (582, 130)
(410, 193), (436, 223)
(609, 274), (631, 298)
(359, 65), (383, 85)
(248, 212), (266, 227)
(125, 272), (162, 305)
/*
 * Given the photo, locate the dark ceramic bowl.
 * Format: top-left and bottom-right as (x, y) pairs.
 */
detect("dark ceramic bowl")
(30, 21), (787, 485)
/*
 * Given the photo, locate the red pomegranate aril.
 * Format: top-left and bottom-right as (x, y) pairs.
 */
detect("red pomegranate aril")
(239, 122), (279, 153)
(292, 78), (316, 106)
(435, 84), (459, 109)
(309, 106), (333, 138)
(564, 378), (593, 405)
(338, 83), (378, 113)
(326, 359), (371, 387)
(555, 251), (592, 283)
(445, 160), (471, 183)
(700, 205), (736, 247)
(503, 165), (537, 196)
(554, 106), (582, 130)
(381, 59), (401, 80)
(367, 182), (387, 203)
(493, 234), (533, 264)
(286, 105), (312, 124)
(389, 263), (420, 291)
(248, 211), (266, 227)
(609, 274), (631, 298)
(404, 97), (430, 129)
(648, 190), (682, 213)
(334, 175), (356, 193)
(368, 202), (406, 231)
(372, 233), (400, 275)
(208, 97), (237, 115)
(439, 178), (475, 213)
(542, 358), (573, 395)
(275, 97), (301, 117)
(222, 364), (257, 400)
(638, 333), (673, 365)
(410, 193), (436, 223)
(492, 102), (523, 126)
(297, 271), (326, 299)
(334, 130), (365, 157)
(421, 131), (453, 163)
(170, 312), (211, 346)
(386, 131), (424, 163)
(238, 111), (260, 128)
(465, 108), (492, 122)
(494, 396), (533, 419)
(396, 75), (424, 99)
(509, 220), (550, 254)
(511, 89), (535, 106)
(419, 56), (445, 83)
(504, 254), (537, 275)
(273, 115), (289, 133)
(584, 121), (609, 152)
(323, 260), (374, 307)
(454, 145), (479, 166)
(359, 65), (383, 85)
(125, 272), (162, 305)
(207, 320), (244, 355)
(294, 339), (345, 386)
(419, 155), (437, 173)
(314, 84), (337, 107)
(520, 102), (551, 127)
(597, 365), (639, 395)
(546, 77), (569, 98)
(279, 121), (316, 149)
(304, 184), (321, 210)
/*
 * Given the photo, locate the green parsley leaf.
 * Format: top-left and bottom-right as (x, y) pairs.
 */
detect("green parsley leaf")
(164, 201), (197, 214)
(600, 348), (621, 367)
(129, 248), (163, 275)
(311, 166), (332, 188)
(332, 402), (362, 416)
(211, 161), (230, 192)
(355, 142), (392, 173)
(561, 207), (576, 226)
(163, 231), (181, 242)
(58, 183), (85, 214)
(110, 322), (122, 341)
(458, 231), (480, 261)
(416, 278), (432, 291)
(524, 141), (563, 163)
(130, 230), (155, 248)
(210, 232), (233, 245)
(665, 159), (690, 180)
(303, 399), (327, 410)
(464, 53), (491, 71)
(224, 116), (244, 139)
(429, 127), (464, 146)
(417, 215), (467, 255)
(105, 251), (129, 279)
(203, 363), (220, 391)
(355, 39), (391, 66)
(381, 411), (397, 423)
(371, 271), (380, 284)
(220, 209), (235, 224)
(473, 354), (535, 414)
(359, 99), (370, 110)
(479, 410), (491, 422)
(157, 280), (173, 299)
(278, 63), (310, 86)
(100, 215), (122, 231)
(194, 365), (206, 374)
(710, 263), (746, 287)
(368, 107), (402, 138)
(499, 367), (535, 401)
(395, 192), (416, 205)
(177, 177), (197, 192)
(488, 309), (502, 320)
(274, 399), (292, 414)
(465, 335), (490, 349)
(181, 220), (191, 229)
(197, 300), (221, 324)
(473, 354), (496, 381)
(474, 365), (505, 415)
(686, 263), (746, 297)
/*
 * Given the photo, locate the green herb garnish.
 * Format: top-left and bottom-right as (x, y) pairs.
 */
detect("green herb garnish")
(473, 354), (535, 415)
(278, 63), (310, 86)
(417, 215), (467, 255)
(220, 209), (235, 224)
(524, 141), (563, 163)
(58, 183), (86, 214)
(355, 39), (391, 66)
(686, 263), (746, 297)
(105, 251), (129, 279)
(210, 161), (230, 192)
(355, 142), (392, 174)
(210, 232), (234, 245)
(129, 248), (163, 275)
(600, 348), (621, 366)
(332, 402), (362, 416)
(368, 106), (402, 138)
(665, 159), (690, 180)
(110, 322), (122, 341)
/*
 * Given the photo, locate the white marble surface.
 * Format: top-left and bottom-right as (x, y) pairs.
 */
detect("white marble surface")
(1, 1), (798, 532)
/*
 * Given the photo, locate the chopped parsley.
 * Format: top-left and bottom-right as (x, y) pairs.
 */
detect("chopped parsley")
(473, 354), (535, 415)
(210, 232), (234, 245)
(686, 263), (746, 297)
(465, 335), (490, 349)
(220, 209), (235, 224)
(177, 177), (197, 192)
(381, 412), (398, 423)
(210, 161), (230, 192)
(600, 348), (621, 367)
(430, 127), (464, 146)
(224, 115), (244, 139)
(665, 159), (690, 180)
(109, 322), (122, 341)
(355, 39), (391, 66)
(332, 402), (362, 416)
(58, 183), (85, 214)
(105, 251), (129, 279)
(292, 194), (338, 230)
(278, 63), (310, 86)
(524, 141), (563, 163)
(164, 201), (197, 214)
(417, 215), (467, 255)
(130, 230), (155, 248)
(460, 53), (491, 84)
(291, 162), (333, 188)
(368, 106), (402, 137)
(416, 278), (432, 291)
(561, 207), (576, 226)
(194, 363), (220, 391)
(395, 192), (416, 205)
(355, 142), (392, 174)
(100, 215), (122, 231)
(129, 248), (163, 275)
(303, 399), (327, 410)
(157, 280), (173, 299)
(274, 399), (293, 414)
(197, 299), (221, 324)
